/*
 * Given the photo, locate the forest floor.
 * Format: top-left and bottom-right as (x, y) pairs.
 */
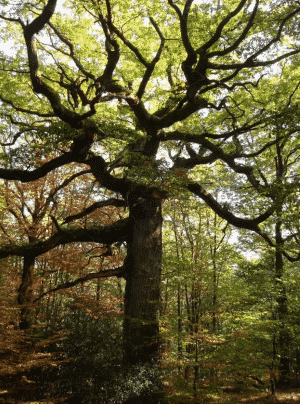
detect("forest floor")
(165, 384), (300, 404)
(2, 388), (300, 404)
(0, 327), (71, 404)
(1, 377), (300, 404)
(194, 388), (300, 404)
(0, 371), (70, 404)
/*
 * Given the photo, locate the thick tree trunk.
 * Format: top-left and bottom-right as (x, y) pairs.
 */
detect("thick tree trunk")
(123, 197), (163, 403)
(18, 255), (35, 330)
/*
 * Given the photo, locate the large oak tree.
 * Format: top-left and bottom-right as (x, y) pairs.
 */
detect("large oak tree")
(1, 0), (300, 399)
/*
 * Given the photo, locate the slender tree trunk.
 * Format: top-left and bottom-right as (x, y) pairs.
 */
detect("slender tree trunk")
(272, 142), (290, 388)
(212, 255), (217, 333)
(270, 330), (277, 394)
(177, 284), (183, 371)
(275, 221), (290, 387)
(18, 255), (35, 330)
(123, 197), (163, 403)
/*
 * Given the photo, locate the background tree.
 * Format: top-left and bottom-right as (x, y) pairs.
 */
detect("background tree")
(212, 64), (300, 387)
(161, 196), (237, 400)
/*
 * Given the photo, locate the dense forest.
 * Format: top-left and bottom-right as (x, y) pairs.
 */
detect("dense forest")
(1, 0), (300, 403)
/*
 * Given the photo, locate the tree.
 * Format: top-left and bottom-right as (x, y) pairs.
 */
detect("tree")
(231, 104), (300, 387)
(161, 196), (235, 399)
(0, 161), (121, 330)
(1, 0), (300, 400)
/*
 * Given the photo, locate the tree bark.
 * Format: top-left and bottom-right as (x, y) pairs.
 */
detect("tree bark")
(275, 220), (290, 387)
(18, 255), (35, 330)
(123, 197), (163, 403)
